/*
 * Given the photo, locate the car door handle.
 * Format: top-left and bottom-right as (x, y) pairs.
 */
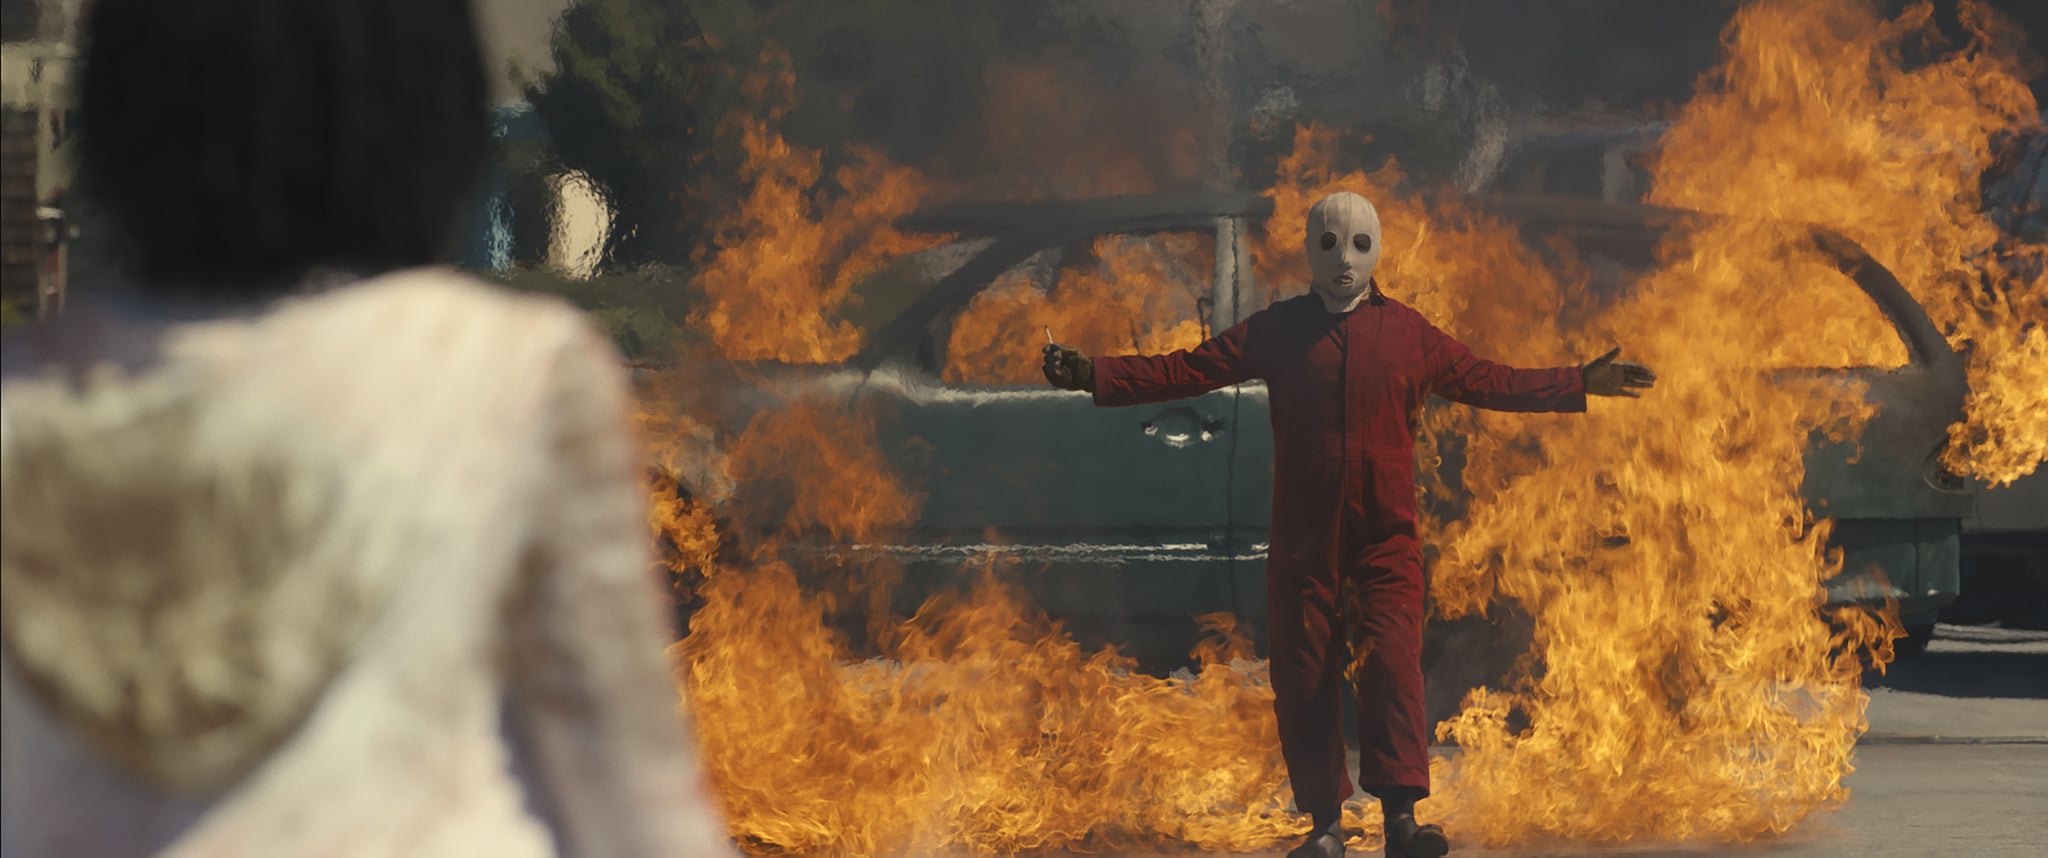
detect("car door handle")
(1141, 406), (1226, 448)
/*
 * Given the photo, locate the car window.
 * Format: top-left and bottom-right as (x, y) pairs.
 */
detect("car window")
(834, 237), (996, 340)
(941, 230), (1216, 385)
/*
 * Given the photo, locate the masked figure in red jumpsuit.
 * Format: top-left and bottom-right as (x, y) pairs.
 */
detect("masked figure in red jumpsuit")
(1042, 192), (1655, 858)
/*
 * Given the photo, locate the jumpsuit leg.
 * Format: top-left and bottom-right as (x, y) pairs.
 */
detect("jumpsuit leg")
(1341, 458), (1432, 794)
(1340, 550), (1430, 793)
(1265, 467), (1353, 813)
(1267, 559), (1352, 812)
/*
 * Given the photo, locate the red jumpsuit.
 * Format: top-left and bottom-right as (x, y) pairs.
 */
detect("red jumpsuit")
(1090, 292), (1585, 809)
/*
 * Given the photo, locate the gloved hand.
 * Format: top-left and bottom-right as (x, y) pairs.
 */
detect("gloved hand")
(1581, 346), (1656, 398)
(1042, 343), (1095, 392)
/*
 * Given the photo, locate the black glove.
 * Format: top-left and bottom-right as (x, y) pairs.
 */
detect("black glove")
(1041, 343), (1095, 392)
(1582, 346), (1657, 398)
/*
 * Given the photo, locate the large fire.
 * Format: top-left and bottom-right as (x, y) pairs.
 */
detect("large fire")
(641, 0), (2043, 853)
(688, 56), (942, 365)
(945, 233), (1212, 385)
(648, 400), (1320, 853)
(1646, 0), (2045, 486)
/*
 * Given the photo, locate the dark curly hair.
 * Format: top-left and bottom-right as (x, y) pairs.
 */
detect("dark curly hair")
(75, 0), (490, 298)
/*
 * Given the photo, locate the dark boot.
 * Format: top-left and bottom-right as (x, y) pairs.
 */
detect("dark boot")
(1287, 829), (1344, 858)
(1288, 807), (1345, 858)
(1383, 813), (1449, 858)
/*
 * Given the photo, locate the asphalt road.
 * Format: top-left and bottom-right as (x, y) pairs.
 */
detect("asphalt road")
(974, 626), (2048, 858)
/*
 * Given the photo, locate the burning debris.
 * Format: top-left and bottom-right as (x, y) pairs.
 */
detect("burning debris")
(626, 0), (2045, 853)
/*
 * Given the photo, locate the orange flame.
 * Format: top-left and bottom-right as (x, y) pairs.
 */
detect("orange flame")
(658, 402), (1362, 853)
(945, 234), (1213, 385)
(1422, 233), (1888, 843)
(689, 56), (943, 364)
(1247, 117), (1893, 845)
(1252, 125), (1576, 363)
(647, 1), (2040, 852)
(1948, 325), (2048, 482)
(1646, 0), (2045, 484)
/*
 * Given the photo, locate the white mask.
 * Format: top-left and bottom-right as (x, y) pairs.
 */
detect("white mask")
(1303, 191), (1383, 312)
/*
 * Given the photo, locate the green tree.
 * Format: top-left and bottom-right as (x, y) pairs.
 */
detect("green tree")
(518, 0), (754, 267)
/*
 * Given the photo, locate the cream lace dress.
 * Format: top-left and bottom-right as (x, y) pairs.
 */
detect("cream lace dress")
(0, 270), (736, 857)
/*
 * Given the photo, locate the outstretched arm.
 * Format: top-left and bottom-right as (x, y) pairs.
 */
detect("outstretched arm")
(1050, 319), (1259, 407)
(1420, 321), (1589, 413)
(505, 320), (739, 858)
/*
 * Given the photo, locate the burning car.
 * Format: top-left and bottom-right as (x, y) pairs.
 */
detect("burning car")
(1491, 123), (2048, 640)
(648, 183), (1993, 689)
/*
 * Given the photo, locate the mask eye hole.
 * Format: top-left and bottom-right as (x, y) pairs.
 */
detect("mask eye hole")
(1320, 232), (1337, 251)
(1354, 233), (1373, 252)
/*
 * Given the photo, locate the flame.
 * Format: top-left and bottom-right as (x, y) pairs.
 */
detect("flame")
(1252, 125), (1575, 361)
(1948, 325), (2048, 482)
(644, 1), (2041, 853)
(689, 56), (942, 364)
(1285, 0), (2035, 843)
(1248, 119), (1893, 844)
(1645, 0), (2045, 484)
(679, 560), (1322, 853)
(945, 234), (1212, 385)
(1422, 220), (1890, 843)
(657, 401), (1364, 853)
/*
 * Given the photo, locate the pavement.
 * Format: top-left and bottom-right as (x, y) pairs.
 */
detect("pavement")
(1860, 625), (2048, 743)
(1000, 625), (2048, 858)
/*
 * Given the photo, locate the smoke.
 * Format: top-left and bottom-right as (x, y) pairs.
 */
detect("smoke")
(881, 0), (1242, 202)
(863, 0), (1750, 202)
(1437, 0), (1740, 108)
(749, 0), (1426, 201)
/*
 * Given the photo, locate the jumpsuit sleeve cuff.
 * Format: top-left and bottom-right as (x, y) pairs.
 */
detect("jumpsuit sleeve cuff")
(1089, 355), (1137, 407)
(1562, 367), (1590, 412)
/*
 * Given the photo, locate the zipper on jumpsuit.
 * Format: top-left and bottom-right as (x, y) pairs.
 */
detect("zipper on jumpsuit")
(1336, 310), (1361, 656)
(1336, 313), (1353, 554)
(1335, 304), (1384, 556)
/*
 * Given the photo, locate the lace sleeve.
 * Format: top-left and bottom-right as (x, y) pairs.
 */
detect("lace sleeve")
(502, 316), (737, 857)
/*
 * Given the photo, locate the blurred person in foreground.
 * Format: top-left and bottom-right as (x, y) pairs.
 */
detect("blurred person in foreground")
(0, 0), (736, 856)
